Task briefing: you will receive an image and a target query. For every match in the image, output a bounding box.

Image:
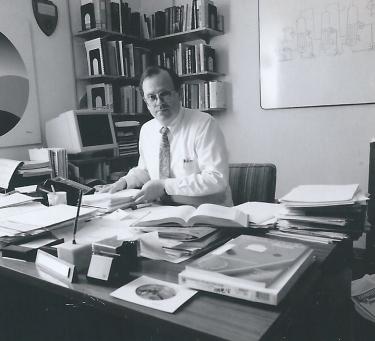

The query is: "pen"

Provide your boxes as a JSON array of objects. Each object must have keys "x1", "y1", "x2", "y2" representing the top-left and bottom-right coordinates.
[
  {"x1": 72, "y1": 190, "x2": 83, "y2": 245},
  {"x1": 130, "y1": 203, "x2": 153, "y2": 210}
]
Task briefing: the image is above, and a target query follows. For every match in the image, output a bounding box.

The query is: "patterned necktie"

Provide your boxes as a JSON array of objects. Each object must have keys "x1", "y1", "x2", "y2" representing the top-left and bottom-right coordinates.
[{"x1": 159, "y1": 126, "x2": 170, "y2": 179}]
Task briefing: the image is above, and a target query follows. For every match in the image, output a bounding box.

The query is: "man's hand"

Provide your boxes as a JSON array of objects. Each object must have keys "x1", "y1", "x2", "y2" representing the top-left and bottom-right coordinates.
[
  {"x1": 96, "y1": 178, "x2": 127, "y2": 193},
  {"x1": 133, "y1": 180, "x2": 166, "y2": 204}
]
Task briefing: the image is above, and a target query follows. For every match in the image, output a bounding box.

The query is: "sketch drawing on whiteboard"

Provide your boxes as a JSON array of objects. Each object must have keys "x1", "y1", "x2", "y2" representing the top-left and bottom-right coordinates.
[{"x1": 259, "y1": 0, "x2": 375, "y2": 108}]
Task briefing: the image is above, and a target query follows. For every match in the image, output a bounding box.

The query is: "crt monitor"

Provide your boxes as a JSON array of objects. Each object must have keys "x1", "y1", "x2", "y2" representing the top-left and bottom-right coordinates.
[{"x1": 45, "y1": 109, "x2": 117, "y2": 154}]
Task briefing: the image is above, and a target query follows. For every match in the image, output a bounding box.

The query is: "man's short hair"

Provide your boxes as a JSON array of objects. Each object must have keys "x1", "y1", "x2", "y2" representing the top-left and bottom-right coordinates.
[{"x1": 139, "y1": 66, "x2": 180, "y2": 97}]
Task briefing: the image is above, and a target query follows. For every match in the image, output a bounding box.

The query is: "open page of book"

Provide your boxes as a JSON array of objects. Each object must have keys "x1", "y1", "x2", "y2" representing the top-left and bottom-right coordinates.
[
  {"x1": 234, "y1": 202, "x2": 281, "y2": 225},
  {"x1": 0, "y1": 158, "x2": 22, "y2": 189},
  {"x1": 188, "y1": 204, "x2": 248, "y2": 227},
  {"x1": 280, "y1": 184, "x2": 359, "y2": 203},
  {"x1": 133, "y1": 205, "x2": 196, "y2": 226}
]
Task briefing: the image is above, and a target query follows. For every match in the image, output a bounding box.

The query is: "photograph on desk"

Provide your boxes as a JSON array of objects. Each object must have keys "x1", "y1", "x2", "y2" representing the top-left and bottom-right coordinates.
[{"x1": 179, "y1": 235, "x2": 315, "y2": 305}]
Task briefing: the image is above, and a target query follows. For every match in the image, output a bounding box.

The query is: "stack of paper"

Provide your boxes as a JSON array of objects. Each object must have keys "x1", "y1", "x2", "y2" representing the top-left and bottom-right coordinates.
[
  {"x1": 17, "y1": 160, "x2": 52, "y2": 177},
  {"x1": 29, "y1": 148, "x2": 68, "y2": 178},
  {"x1": 82, "y1": 189, "x2": 141, "y2": 212},
  {"x1": 352, "y1": 274, "x2": 375, "y2": 323},
  {"x1": 273, "y1": 184, "x2": 368, "y2": 242}
]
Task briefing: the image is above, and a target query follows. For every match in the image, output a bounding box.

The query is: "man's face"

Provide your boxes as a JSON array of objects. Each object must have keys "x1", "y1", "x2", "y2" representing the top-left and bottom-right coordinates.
[{"x1": 142, "y1": 70, "x2": 181, "y2": 126}]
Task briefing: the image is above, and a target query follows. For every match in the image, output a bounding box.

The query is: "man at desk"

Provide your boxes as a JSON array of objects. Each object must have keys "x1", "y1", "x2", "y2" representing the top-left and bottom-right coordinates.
[{"x1": 101, "y1": 66, "x2": 232, "y2": 207}]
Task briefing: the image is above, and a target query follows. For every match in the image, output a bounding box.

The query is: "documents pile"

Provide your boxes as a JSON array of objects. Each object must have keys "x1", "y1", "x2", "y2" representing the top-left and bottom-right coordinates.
[
  {"x1": 17, "y1": 160, "x2": 52, "y2": 177},
  {"x1": 82, "y1": 189, "x2": 141, "y2": 212},
  {"x1": 136, "y1": 225, "x2": 229, "y2": 263},
  {"x1": 178, "y1": 234, "x2": 315, "y2": 305},
  {"x1": 29, "y1": 148, "x2": 68, "y2": 178},
  {"x1": 352, "y1": 274, "x2": 375, "y2": 323},
  {"x1": 272, "y1": 184, "x2": 367, "y2": 243}
]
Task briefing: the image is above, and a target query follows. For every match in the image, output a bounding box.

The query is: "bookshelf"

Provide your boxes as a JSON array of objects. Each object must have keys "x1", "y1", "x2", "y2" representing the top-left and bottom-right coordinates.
[{"x1": 72, "y1": 0, "x2": 226, "y2": 182}]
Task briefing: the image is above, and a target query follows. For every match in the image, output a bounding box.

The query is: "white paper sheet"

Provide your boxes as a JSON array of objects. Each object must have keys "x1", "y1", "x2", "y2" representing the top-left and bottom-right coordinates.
[{"x1": 0, "y1": 158, "x2": 22, "y2": 189}]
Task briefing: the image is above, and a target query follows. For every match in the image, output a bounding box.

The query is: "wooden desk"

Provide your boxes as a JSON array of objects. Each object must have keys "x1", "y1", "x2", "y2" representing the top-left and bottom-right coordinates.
[{"x1": 0, "y1": 236, "x2": 353, "y2": 341}]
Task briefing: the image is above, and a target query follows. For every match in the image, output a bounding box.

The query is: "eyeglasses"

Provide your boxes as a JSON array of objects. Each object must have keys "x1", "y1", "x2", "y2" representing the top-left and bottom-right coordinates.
[{"x1": 144, "y1": 90, "x2": 175, "y2": 104}]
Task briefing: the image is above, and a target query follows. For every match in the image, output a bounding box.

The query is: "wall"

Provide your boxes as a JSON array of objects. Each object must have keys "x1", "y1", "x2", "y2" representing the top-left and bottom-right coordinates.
[
  {"x1": 0, "y1": 0, "x2": 76, "y2": 160},
  {"x1": 152, "y1": 0, "x2": 375, "y2": 199}
]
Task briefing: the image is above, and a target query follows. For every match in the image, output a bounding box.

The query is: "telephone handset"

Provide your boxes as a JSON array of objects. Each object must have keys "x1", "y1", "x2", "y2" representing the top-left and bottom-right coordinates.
[{"x1": 37, "y1": 177, "x2": 95, "y2": 205}]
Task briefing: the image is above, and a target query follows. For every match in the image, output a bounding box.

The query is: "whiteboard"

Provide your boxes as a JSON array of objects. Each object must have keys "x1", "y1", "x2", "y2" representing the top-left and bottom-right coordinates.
[{"x1": 259, "y1": 0, "x2": 375, "y2": 109}]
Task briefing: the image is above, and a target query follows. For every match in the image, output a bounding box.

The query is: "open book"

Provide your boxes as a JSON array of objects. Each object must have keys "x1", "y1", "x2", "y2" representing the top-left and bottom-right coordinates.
[{"x1": 133, "y1": 204, "x2": 248, "y2": 228}]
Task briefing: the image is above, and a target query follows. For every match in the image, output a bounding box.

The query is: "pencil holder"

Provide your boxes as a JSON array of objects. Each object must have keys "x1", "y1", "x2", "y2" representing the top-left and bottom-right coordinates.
[{"x1": 56, "y1": 242, "x2": 92, "y2": 273}]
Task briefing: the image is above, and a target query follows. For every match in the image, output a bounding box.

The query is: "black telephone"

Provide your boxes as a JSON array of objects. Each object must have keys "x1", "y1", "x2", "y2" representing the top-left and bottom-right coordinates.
[{"x1": 37, "y1": 177, "x2": 95, "y2": 205}]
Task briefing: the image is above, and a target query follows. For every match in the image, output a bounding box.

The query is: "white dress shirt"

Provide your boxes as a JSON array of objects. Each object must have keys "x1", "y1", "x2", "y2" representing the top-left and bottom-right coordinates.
[{"x1": 123, "y1": 107, "x2": 233, "y2": 206}]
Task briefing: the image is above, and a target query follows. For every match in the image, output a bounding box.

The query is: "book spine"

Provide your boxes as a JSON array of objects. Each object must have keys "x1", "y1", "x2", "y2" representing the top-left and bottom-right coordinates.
[{"x1": 178, "y1": 271, "x2": 277, "y2": 305}]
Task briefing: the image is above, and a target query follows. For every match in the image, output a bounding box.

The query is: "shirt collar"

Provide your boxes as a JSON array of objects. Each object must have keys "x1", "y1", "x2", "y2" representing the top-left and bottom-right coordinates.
[{"x1": 158, "y1": 106, "x2": 184, "y2": 135}]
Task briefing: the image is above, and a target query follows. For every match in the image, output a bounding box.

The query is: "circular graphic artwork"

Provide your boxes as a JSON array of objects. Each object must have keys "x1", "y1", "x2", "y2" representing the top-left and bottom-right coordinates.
[
  {"x1": 0, "y1": 32, "x2": 29, "y2": 136},
  {"x1": 136, "y1": 284, "x2": 176, "y2": 301}
]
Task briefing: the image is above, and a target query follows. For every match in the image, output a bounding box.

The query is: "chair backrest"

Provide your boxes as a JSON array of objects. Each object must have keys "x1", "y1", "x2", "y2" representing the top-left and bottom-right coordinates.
[{"x1": 229, "y1": 163, "x2": 277, "y2": 205}]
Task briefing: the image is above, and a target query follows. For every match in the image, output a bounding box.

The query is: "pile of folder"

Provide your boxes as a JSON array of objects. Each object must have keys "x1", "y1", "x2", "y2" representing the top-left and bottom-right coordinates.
[{"x1": 272, "y1": 184, "x2": 367, "y2": 243}]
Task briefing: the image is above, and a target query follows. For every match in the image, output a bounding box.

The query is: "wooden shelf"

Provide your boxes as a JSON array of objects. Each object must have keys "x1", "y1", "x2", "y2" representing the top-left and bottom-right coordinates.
[
  {"x1": 148, "y1": 27, "x2": 224, "y2": 45},
  {"x1": 77, "y1": 75, "x2": 139, "y2": 84},
  {"x1": 75, "y1": 28, "x2": 143, "y2": 43},
  {"x1": 201, "y1": 107, "x2": 226, "y2": 113},
  {"x1": 75, "y1": 27, "x2": 223, "y2": 45},
  {"x1": 179, "y1": 71, "x2": 224, "y2": 81}
]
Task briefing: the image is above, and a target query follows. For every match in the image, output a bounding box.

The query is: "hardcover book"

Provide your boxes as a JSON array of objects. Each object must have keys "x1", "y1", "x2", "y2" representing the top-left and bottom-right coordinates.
[
  {"x1": 179, "y1": 235, "x2": 315, "y2": 305},
  {"x1": 132, "y1": 204, "x2": 248, "y2": 228}
]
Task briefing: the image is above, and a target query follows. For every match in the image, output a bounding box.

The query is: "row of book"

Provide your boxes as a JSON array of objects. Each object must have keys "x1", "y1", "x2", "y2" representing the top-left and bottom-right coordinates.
[
  {"x1": 80, "y1": 0, "x2": 142, "y2": 37},
  {"x1": 85, "y1": 39, "x2": 151, "y2": 78},
  {"x1": 181, "y1": 80, "x2": 225, "y2": 110},
  {"x1": 85, "y1": 37, "x2": 216, "y2": 79},
  {"x1": 80, "y1": 0, "x2": 223, "y2": 39},
  {"x1": 114, "y1": 120, "x2": 140, "y2": 157},
  {"x1": 86, "y1": 83, "x2": 145, "y2": 114},
  {"x1": 154, "y1": 42, "x2": 216, "y2": 76},
  {"x1": 142, "y1": 0, "x2": 223, "y2": 39}
]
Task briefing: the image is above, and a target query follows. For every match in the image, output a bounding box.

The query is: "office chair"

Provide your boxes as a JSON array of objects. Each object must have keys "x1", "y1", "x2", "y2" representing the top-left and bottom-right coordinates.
[{"x1": 228, "y1": 163, "x2": 277, "y2": 205}]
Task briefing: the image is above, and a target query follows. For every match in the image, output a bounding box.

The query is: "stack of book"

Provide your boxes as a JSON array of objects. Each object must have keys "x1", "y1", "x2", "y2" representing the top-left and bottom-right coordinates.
[
  {"x1": 272, "y1": 184, "x2": 367, "y2": 242},
  {"x1": 17, "y1": 160, "x2": 52, "y2": 178},
  {"x1": 179, "y1": 234, "x2": 315, "y2": 305},
  {"x1": 29, "y1": 148, "x2": 68, "y2": 178},
  {"x1": 114, "y1": 120, "x2": 140, "y2": 157}
]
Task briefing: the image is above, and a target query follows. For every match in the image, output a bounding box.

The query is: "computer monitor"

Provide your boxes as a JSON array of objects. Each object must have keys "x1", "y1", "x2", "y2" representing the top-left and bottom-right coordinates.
[{"x1": 45, "y1": 109, "x2": 118, "y2": 154}]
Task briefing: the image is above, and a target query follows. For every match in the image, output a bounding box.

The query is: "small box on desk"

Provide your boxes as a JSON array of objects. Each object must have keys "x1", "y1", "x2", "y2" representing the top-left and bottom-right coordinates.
[{"x1": 87, "y1": 237, "x2": 138, "y2": 285}]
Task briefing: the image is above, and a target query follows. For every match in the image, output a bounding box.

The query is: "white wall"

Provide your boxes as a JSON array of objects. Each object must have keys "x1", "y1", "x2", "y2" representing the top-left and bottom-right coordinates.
[
  {"x1": 0, "y1": 0, "x2": 76, "y2": 160},
  {"x1": 212, "y1": 0, "x2": 375, "y2": 199}
]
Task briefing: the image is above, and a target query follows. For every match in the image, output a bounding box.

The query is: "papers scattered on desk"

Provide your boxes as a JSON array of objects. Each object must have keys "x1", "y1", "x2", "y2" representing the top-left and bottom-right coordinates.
[
  {"x1": 234, "y1": 202, "x2": 281, "y2": 227},
  {"x1": 110, "y1": 275, "x2": 197, "y2": 313},
  {"x1": 82, "y1": 189, "x2": 140, "y2": 212},
  {"x1": 352, "y1": 274, "x2": 375, "y2": 323},
  {"x1": 0, "y1": 193, "x2": 38, "y2": 208},
  {"x1": 0, "y1": 204, "x2": 97, "y2": 233},
  {"x1": 0, "y1": 158, "x2": 22, "y2": 189}
]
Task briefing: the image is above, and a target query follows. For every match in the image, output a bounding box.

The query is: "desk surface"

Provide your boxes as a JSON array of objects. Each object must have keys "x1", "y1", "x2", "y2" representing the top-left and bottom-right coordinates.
[{"x1": 0, "y1": 235, "x2": 352, "y2": 341}]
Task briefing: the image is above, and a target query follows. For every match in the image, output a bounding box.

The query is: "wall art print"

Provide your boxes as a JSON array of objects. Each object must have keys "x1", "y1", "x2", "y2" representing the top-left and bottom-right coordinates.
[{"x1": 0, "y1": 16, "x2": 41, "y2": 146}]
